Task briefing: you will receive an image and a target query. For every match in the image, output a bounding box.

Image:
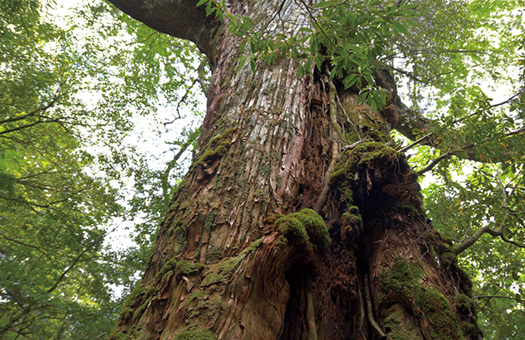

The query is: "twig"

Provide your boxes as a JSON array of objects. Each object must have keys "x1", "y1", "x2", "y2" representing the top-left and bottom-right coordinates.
[
  {"x1": 341, "y1": 139, "x2": 370, "y2": 152},
  {"x1": 0, "y1": 231, "x2": 44, "y2": 252},
  {"x1": 0, "y1": 96, "x2": 59, "y2": 125},
  {"x1": 164, "y1": 77, "x2": 199, "y2": 126},
  {"x1": 47, "y1": 232, "x2": 106, "y2": 293},
  {"x1": 474, "y1": 295, "x2": 523, "y2": 301},
  {"x1": 415, "y1": 151, "x2": 454, "y2": 176},
  {"x1": 398, "y1": 133, "x2": 432, "y2": 153}
]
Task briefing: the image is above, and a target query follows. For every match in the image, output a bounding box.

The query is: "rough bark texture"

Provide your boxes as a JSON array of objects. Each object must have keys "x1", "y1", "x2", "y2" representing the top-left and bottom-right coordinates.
[{"x1": 108, "y1": 1, "x2": 483, "y2": 339}]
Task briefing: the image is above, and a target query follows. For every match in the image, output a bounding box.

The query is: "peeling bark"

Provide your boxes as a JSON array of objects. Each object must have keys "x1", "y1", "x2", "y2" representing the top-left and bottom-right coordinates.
[{"x1": 107, "y1": 1, "x2": 483, "y2": 339}]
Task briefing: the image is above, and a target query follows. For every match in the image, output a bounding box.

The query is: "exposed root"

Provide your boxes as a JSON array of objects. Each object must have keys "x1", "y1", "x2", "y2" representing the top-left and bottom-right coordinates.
[
  {"x1": 314, "y1": 79, "x2": 341, "y2": 213},
  {"x1": 364, "y1": 274, "x2": 387, "y2": 339},
  {"x1": 357, "y1": 276, "x2": 367, "y2": 340},
  {"x1": 305, "y1": 275, "x2": 318, "y2": 340}
]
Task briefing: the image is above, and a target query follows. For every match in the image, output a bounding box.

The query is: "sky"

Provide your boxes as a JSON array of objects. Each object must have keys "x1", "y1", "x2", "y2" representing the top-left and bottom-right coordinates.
[{"x1": 48, "y1": 0, "x2": 205, "y2": 250}]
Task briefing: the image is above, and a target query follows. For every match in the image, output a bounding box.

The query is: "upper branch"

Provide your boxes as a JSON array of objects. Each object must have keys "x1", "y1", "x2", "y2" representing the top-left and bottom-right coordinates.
[{"x1": 106, "y1": 0, "x2": 221, "y2": 60}]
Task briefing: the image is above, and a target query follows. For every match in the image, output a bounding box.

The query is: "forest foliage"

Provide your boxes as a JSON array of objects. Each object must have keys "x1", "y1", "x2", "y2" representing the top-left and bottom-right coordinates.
[
  {"x1": 0, "y1": 0, "x2": 524, "y2": 339},
  {"x1": 0, "y1": 0, "x2": 204, "y2": 338}
]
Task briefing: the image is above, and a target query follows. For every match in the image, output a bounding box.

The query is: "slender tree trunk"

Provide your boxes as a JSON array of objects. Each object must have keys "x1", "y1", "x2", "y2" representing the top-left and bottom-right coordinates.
[{"x1": 108, "y1": 1, "x2": 483, "y2": 339}]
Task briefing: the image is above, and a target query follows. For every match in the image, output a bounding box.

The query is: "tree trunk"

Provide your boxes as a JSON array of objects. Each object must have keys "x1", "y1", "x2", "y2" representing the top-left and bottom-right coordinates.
[{"x1": 108, "y1": 1, "x2": 483, "y2": 339}]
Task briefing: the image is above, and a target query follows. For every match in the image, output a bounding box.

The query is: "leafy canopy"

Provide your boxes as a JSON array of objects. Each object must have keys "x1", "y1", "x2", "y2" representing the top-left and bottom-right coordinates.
[{"x1": 0, "y1": 0, "x2": 205, "y2": 338}]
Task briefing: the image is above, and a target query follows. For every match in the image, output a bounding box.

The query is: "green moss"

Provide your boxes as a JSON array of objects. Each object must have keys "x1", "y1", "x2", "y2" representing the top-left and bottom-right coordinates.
[
  {"x1": 266, "y1": 214, "x2": 285, "y2": 225},
  {"x1": 155, "y1": 258, "x2": 206, "y2": 285},
  {"x1": 441, "y1": 252, "x2": 458, "y2": 267},
  {"x1": 117, "y1": 280, "x2": 150, "y2": 322},
  {"x1": 172, "y1": 224, "x2": 187, "y2": 253},
  {"x1": 274, "y1": 214, "x2": 309, "y2": 244},
  {"x1": 413, "y1": 287, "x2": 463, "y2": 340},
  {"x1": 341, "y1": 205, "x2": 363, "y2": 242},
  {"x1": 460, "y1": 321, "x2": 479, "y2": 338},
  {"x1": 454, "y1": 294, "x2": 474, "y2": 313},
  {"x1": 183, "y1": 290, "x2": 208, "y2": 307},
  {"x1": 425, "y1": 234, "x2": 474, "y2": 295},
  {"x1": 180, "y1": 260, "x2": 207, "y2": 275},
  {"x1": 425, "y1": 232, "x2": 438, "y2": 243},
  {"x1": 245, "y1": 238, "x2": 263, "y2": 253},
  {"x1": 328, "y1": 165, "x2": 353, "y2": 193},
  {"x1": 354, "y1": 143, "x2": 398, "y2": 169},
  {"x1": 272, "y1": 208, "x2": 331, "y2": 252},
  {"x1": 380, "y1": 258, "x2": 424, "y2": 292},
  {"x1": 205, "y1": 245, "x2": 222, "y2": 263},
  {"x1": 109, "y1": 331, "x2": 131, "y2": 340},
  {"x1": 382, "y1": 303, "x2": 424, "y2": 340},
  {"x1": 110, "y1": 279, "x2": 155, "y2": 339},
  {"x1": 380, "y1": 259, "x2": 464, "y2": 340},
  {"x1": 204, "y1": 210, "x2": 218, "y2": 232},
  {"x1": 192, "y1": 128, "x2": 236, "y2": 169},
  {"x1": 201, "y1": 255, "x2": 243, "y2": 287},
  {"x1": 133, "y1": 295, "x2": 153, "y2": 321},
  {"x1": 173, "y1": 328, "x2": 216, "y2": 340},
  {"x1": 201, "y1": 272, "x2": 223, "y2": 287},
  {"x1": 118, "y1": 306, "x2": 133, "y2": 322}
]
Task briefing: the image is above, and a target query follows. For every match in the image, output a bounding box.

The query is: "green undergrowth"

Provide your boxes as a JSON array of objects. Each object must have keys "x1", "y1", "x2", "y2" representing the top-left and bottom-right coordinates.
[{"x1": 272, "y1": 208, "x2": 331, "y2": 252}]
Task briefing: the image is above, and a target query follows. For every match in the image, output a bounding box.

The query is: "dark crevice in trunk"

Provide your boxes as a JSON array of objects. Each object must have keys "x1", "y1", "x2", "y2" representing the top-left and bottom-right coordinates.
[{"x1": 280, "y1": 265, "x2": 309, "y2": 340}]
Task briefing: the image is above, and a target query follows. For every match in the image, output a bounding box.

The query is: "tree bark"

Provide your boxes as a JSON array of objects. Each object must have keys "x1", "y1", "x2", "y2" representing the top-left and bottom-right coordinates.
[{"x1": 108, "y1": 1, "x2": 483, "y2": 339}]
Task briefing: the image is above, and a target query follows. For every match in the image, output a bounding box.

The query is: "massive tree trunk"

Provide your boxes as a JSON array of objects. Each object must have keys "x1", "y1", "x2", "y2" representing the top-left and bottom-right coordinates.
[{"x1": 108, "y1": 1, "x2": 482, "y2": 339}]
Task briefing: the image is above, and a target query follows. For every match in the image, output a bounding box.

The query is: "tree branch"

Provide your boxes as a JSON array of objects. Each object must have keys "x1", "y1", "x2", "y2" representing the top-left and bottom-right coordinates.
[
  {"x1": 473, "y1": 295, "x2": 523, "y2": 301},
  {"x1": 164, "y1": 77, "x2": 199, "y2": 126},
  {"x1": 0, "y1": 96, "x2": 59, "y2": 125},
  {"x1": 0, "y1": 120, "x2": 43, "y2": 135},
  {"x1": 47, "y1": 233, "x2": 106, "y2": 293},
  {"x1": 454, "y1": 224, "x2": 502, "y2": 255},
  {"x1": 106, "y1": 0, "x2": 220, "y2": 59},
  {"x1": 415, "y1": 150, "x2": 455, "y2": 176},
  {"x1": 0, "y1": 231, "x2": 44, "y2": 252}
]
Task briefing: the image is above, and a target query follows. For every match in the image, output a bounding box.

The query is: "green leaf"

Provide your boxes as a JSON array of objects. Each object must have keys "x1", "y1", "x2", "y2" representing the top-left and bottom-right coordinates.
[
  {"x1": 314, "y1": 0, "x2": 339, "y2": 9},
  {"x1": 391, "y1": 21, "x2": 408, "y2": 35},
  {"x1": 196, "y1": 0, "x2": 208, "y2": 7}
]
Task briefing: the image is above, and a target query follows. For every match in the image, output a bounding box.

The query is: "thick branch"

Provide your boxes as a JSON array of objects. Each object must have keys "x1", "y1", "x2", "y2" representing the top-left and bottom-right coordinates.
[
  {"x1": 454, "y1": 225, "x2": 501, "y2": 255},
  {"x1": 106, "y1": 0, "x2": 220, "y2": 60},
  {"x1": 454, "y1": 212, "x2": 524, "y2": 254}
]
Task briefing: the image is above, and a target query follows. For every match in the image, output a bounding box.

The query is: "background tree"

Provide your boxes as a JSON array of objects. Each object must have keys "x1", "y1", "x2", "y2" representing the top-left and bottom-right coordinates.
[{"x1": 104, "y1": 0, "x2": 523, "y2": 339}]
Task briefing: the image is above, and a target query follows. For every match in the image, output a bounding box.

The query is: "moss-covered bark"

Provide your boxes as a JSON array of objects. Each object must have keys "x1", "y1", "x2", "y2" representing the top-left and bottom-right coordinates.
[{"x1": 107, "y1": 0, "x2": 482, "y2": 339}]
